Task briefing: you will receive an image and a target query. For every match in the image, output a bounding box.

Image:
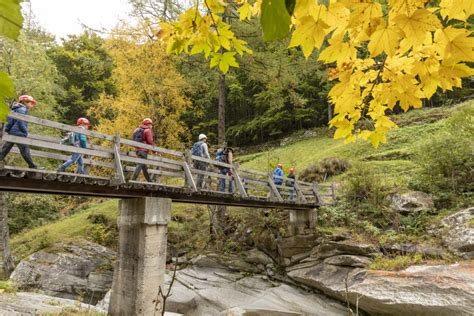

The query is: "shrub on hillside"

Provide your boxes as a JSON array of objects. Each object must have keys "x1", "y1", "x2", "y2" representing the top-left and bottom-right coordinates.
[
  {"x1": 343, "y1": 163, "x2": 385, "y2": 205},
  {"x1": 6, "y1": 194, "x2": 66, "y2": 235},
  {"x1": 299, "y1": 157, "x2": 349, "y2": 182},
  {"x1": 411, "y1": 105, "x2": 474, "y2": 199}
]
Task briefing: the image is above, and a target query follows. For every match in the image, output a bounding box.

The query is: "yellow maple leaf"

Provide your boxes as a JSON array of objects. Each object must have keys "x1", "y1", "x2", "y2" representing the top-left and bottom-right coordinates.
[
  {"x1": 434, "y1": 27, "x2": 474, "y2": 64},
  {"x1": 393, "y1": 9, "x2": 441, "y2": 48},
  {"x1": 237, "y1": 1, "x2": 252, "y2": 21},
  {"x1": 289, "y1": 16, "x2": 329, "y2": 58},
  {"x1": 318, "y1": 34, "x2": 357, "y2": 64},
  {"x1": 368, "y1": 24, "x2": 402, "y2": 57},
  {"x1": 439, "y1": 0, "x2": 474, "y2": 21},
  {"x1": 389, "y1": 0, "x2": 427, "y2": 16}
]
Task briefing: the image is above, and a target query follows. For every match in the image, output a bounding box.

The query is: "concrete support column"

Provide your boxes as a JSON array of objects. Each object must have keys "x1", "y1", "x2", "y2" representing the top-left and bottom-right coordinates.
[
  {"x1": 109, "y1": 197, "x2": 171, "y2": 316},
  {"x1": 288, "y1": 209, "x2": 315, "y2": 236}
]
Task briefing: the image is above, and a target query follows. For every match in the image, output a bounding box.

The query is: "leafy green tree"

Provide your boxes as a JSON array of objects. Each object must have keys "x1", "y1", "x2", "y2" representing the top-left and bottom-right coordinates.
[
  {"x1": 49, "y1": 31, "x2": 116, "y2": 123},
  {"x1": 0, "y1": 28, "x2": 63, "y2": 131}
]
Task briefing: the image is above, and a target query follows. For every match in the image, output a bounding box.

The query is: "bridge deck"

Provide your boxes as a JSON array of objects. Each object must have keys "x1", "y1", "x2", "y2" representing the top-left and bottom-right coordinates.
[{"x1": 0, "y1": 113, "x2": 335, "y2": 209}]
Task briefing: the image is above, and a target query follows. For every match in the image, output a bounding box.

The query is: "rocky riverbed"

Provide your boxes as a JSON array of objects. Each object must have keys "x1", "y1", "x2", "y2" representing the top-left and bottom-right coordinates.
[{"x1": 3, "y1": 207, "x2": 473, "y2": 315}]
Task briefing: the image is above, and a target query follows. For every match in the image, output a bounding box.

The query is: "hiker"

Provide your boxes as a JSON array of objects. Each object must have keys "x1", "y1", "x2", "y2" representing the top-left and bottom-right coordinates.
[
  {"x1": 216, "y1": 145, "x2": 234, "y2": 193},
  {"x1": 273, "y1": 163, "x2": 284, "y2": 190},
  {"x1": 286, "y1": 167, "x2": 296, "y2": 200},
  {"x1": 131, "y1": 118, "x2": 155, "y2": 182},
  {"x1": 0, "y1": 95, "x2": 39, "y2": 169},
  {"x1": 192, "y1": 133, "x2": 210, "y2": 189},
  {"x1": 58, "y1": 117, "x2": 90, "y2": 174}
]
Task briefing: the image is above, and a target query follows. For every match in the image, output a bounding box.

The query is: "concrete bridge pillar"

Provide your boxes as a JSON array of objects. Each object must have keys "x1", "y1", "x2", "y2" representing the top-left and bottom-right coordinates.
[
  {"x1": 109, "y1": 197, "x2": 171, "y2": 316},
  {"x1": 288, "y1": 209, "x2": 315, "y2": 235}
]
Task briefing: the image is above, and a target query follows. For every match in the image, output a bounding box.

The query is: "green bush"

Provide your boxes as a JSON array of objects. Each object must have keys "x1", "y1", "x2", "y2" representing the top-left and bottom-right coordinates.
[
  {"x1": 411, "y1": 105, "x2": 474, "y2": 198},
  {"x1": 6, "y1": 194, "x2": 65, "y2": 235},
  {"x1": 299, "y1": 157, "x2": 349, "y2": 182},
  {"x1": 343, "y1": 163, "x2": 385, "y2": 205},
  {"x1": 86, "y1": 214, "x2": 117, "y2": 248}
]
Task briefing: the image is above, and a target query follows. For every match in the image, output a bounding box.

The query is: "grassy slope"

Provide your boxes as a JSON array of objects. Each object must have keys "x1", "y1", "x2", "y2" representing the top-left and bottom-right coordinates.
[{"x1": 10, "y1": 102, "x2": 470, "y2": 260}]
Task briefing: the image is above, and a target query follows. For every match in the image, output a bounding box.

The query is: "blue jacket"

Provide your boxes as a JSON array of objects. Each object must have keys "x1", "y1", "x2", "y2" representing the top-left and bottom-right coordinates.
[
  {"x1": 5, "y1": 103, "x2": 29, "y2": 137},
  {"x1": 273, "y1": 167, "x2": 284, "y2": 184}
]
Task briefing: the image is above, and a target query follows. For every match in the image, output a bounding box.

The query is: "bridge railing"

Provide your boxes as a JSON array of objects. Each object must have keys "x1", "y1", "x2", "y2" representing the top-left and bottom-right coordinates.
[{"x1": 0, "y1": 113, "x2": 336, "y2": 205}]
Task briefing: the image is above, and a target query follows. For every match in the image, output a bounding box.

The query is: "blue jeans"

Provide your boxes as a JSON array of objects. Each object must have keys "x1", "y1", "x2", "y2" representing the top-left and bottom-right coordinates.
[
  {"x1": 61, "y1": 153, "x2": 84, "y2": 174},
  {"x1": 219, "y1": 168, "x2": 233, "y2": 193}
]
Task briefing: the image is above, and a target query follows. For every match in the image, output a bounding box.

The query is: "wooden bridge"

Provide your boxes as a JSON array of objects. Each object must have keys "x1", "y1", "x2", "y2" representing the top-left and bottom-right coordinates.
[
  {"x1": 0, "y1": 112, "x2": 335, "y2": 315},
  {"x1": 0, "y1": 112, "x2": 335, "y2": 209}
]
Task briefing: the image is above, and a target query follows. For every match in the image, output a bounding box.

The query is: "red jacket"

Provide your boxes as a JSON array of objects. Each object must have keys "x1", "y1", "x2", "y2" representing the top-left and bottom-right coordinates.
[{"x1": 136, "y1": 125, "x2": 155, "y2": 153}]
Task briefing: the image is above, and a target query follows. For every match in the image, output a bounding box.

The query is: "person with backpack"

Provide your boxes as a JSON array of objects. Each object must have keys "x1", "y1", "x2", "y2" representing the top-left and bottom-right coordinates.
[
  {"x1": 0, "y1": 95, "x2": 39, "y2": 169},
  {"x1": 273, "y1": 163, "x2": 284, "y2": 191},
  {"x1": 216, "y1": 146, "x2": 234, "y2": 193},
  {"x1": 191, "y1": 133, "x2": 210, "y2": 189},
  {"x1": 131, "y1": 118, "x2": 155, "y2": 182},
  {"x1": 286, "y1": 166, "x2": 296, "y2": 200},
  {"x1": 57, "y1": 118, "x2": 91, "y2": 174}
]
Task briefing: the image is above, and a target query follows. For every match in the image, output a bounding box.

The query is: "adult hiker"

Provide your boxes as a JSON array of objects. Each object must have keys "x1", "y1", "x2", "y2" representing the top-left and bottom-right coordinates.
[
  {"x1": 0, "y1": 95, "x2": 39, "y2": 169},
  {"x1": 58, "y1": 117, "x2": 90, "y2": 174},
  {"x1": 192, "y1": 133, "x2": 210, "y2": 189},
  {"x1": 286, "y1": 166, "x2": 296, "y2": 200},
  {"x1": 131, "y1": 118, "x2": 155, "y2": 182},
  {"x1": 273, "y1": 163, "x2": 284, "y2": 191},
  {"x1": 216, "y1": 145, "x2": 234, "y2": 193}
]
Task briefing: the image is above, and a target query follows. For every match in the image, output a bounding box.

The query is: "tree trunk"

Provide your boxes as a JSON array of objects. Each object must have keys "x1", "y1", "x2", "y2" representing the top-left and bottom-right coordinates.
[
  {"x1": 209, "y1": 68, "x2": 227, "y2": 244},
  {"x1": 0, "y1": 192, "x2": 15, "y2": 278},
  {"x1": 327, "y1": 102, "x2": 333, "y2": 123},
  {"x1": 218, "y1": 71, "x2": 226, "y2": 146}
]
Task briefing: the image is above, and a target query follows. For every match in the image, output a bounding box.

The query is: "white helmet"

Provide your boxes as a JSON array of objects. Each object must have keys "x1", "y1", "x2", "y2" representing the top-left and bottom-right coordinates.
[{"x1": 198, "y1": 134, "x2": 207, "y2": 141}]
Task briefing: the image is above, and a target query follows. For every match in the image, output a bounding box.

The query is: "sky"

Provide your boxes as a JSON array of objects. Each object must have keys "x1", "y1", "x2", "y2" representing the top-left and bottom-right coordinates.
[{"x1": 26, "y1": 0, "x2": 133, "y2": 39}]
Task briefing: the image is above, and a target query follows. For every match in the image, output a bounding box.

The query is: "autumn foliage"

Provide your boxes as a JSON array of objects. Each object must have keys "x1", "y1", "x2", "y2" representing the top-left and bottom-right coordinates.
[
  {"x1": 159, "y1": 0, "x2": 474, "y2": 147},
  {"x1": 89, "y1": 25, "x2": 191, "y2": 149}
]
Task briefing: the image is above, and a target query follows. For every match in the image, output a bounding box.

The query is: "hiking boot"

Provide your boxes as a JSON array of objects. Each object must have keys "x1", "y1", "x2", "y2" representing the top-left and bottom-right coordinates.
[{"x1": 57, "y1": 167, "x2": 65, "y2": 173}]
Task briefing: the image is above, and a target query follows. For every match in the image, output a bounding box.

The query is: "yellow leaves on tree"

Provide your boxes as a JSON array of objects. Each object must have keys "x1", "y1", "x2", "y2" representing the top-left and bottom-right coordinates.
[
  {"x1": 89, "y1": 25, "x2": 191, "y2": 150},
  {"x1": 159, "y1": 0, "x2": 474, "y2": 147}
]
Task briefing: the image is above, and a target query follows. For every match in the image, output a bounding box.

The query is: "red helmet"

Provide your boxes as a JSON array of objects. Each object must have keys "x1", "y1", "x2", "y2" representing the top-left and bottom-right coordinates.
[
  {"x1": 18, "y1": 95, "x2": 37, "y2": 106},
  {"x1": 76, "y1": 117, "x2": 91, "y2": 126},
  {"x1": 143, "y1": 118, "x2": 153, "y2": 125}
]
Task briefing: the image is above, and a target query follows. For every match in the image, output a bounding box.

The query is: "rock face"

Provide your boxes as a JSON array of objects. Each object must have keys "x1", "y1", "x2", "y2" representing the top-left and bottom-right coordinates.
[
  {"x1": 387, "y1": 190, "x2": 434, "y2": 214},
  {"x1": 165, "y1": 255, "x2": 346, "y2": 315},
  {"x1": 10, "y1": 242, "x2": 115, "y2": 304},
  {"x1": 289, "y1": 261, "x2": 474, "y2": 316},
  {"x1": 0, "y1": 292, "x2": 104, "y2": 315},
  {"x1": 438, "y1": 207, "x2": 474, "y2": 258}
]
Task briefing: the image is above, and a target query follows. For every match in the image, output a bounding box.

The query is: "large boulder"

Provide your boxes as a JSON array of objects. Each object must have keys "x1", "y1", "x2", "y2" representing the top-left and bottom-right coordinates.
[
  {"x1": 387, "y1": 191, "x2": 434, "y2": 214},
  {"x1": 437, "y1": 207, "x2": 474, "y2": 258},
  {"x1": 162, "y1": 255, "x2": 347, "y2": 315},
  {"x1": 10, "y1": 241, "x2": 115, "y2": 304},
  {"x1": 289, "y1": 261, "x2": 474, "y2": 316},
  {"x1": 308, "y1": 240, "x2": 378, "y2": 261},
  {"x1": 0, "y1": 292, "x2": 104, "y2": 315}
]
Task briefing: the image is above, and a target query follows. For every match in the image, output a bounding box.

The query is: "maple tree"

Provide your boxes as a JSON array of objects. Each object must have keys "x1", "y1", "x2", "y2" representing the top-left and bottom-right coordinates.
[
  {"x1": 89, "y1": 24, "x2": 191, "y2": 149},
  {"x1": 159, "y1": 0, "x2": 474, "y2": 147}
]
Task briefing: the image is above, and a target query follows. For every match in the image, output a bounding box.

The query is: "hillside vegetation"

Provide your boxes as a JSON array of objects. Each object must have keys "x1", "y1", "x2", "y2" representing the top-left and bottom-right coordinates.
[{"x1": 10, "y1": 101, "x2": 473, "y2": 269}]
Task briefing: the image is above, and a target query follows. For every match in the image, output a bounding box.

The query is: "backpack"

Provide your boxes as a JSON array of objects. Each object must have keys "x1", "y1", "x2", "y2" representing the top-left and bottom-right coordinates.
[
  {"x1": 61, "y1": 132, "x2": 76, "y2": 146},
  {"x1": 216, "y1": 148, "x2": 228, "y2": 163},
  {"x1": 132, "y1": 127, "x2": 145, "y2": 142},
  {"x1": 191, "y1": 141, "x2": 204, "y2": 157}
]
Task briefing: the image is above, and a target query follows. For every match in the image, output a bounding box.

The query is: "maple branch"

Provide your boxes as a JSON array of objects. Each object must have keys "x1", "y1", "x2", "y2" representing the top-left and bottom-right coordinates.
[
  {"x1": 203, "y1": 0, "x2": 221, "y2": 37},
  {"x1": 360, "y1": 55, "x2": 387, "y2": 114}
]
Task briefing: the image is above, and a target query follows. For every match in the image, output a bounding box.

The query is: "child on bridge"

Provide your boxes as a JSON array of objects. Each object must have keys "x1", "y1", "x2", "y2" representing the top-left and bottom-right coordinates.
[
  {"x1": 131, "y1": 118, "x2": 155, "y2": 182},
  {"x1": 57, "y1": 118, "x2": 90, "y2": 174},
  {"x1": 0, "y1": 95, "x2": 39, "y2": 170}
]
